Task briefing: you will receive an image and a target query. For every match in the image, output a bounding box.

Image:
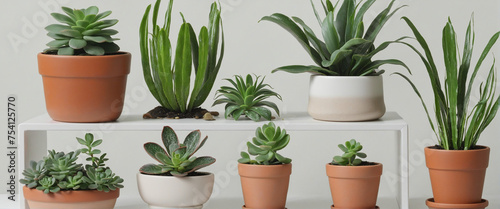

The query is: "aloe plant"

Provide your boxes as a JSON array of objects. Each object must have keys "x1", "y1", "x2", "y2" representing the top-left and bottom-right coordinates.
[
  {"x1": 395, "y1": 16, "x2": 500, "y2": 150},
  {"x1": 213, "y1": 74, "x2": 282, "y2": 121},
  {"x1": 44, "y1": 6, "x2": 120, "y2": 55},
  {"x1": 332, "y1": 139, "x2": 367, "y2": 166},
  {"x1": 238, "y1": 122, "x2": 291, "y2": 165},
  {"x1": 261, "y1": 0, "x2": 409, "y2": 76},
  {"x1": 20, "y1": 133, "x2": 124, "y2": 193},
  {"x1": 140, "y1": 126, "x2": 216, "y2": 177},
  {"x1": 140, "y1": 0, "x2": 224, "y2": 113}
]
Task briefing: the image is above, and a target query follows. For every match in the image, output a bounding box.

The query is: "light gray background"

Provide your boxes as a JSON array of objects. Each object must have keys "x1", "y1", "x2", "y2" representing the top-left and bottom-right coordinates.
[{"x1": 1, "y1": 0, "x2": 499, "y2": 208}]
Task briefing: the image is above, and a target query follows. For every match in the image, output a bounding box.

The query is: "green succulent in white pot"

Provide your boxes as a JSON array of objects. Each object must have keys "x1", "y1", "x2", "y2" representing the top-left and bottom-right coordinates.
[
  {"x1": 261, "y1": 0, "x2": 409, "y2": 121},
  {"x1": 396, "y1": 16, "x2": 499, "y2": 208}
]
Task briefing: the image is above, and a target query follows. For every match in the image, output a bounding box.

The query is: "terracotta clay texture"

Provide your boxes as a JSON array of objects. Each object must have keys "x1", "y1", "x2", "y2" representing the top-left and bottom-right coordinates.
[
  {"x1": 425, "y1": 146, "x2": 490, "y2": 204},
  {"x1": 38, "y1": 52, "x2": 131, "y2": 123},
  {"x1": 137, "y1": 172, "x2": 214, "y2": 209},
  {"x1": 326, "y1": 163, "x2": 382, "y2": 209},
  {"x1": 308, "y1": 75, "x2": 385, "y2": 122},
  {"x1": 239, "y1": 163, "x2": 292, "y2": 209},
  {"x1": 426, "y1": 198, "x2": 489, "y2": 209},
  {"x1": 23, "y1": 186, "x2": 119, "y2": 209}
]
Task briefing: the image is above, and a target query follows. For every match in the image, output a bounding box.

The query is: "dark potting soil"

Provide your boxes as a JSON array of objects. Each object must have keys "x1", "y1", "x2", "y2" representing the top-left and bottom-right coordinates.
[
  {"x1": 330, "y1": 161, "x2": 379, "y2": 166},
  {"x1": 143, "y1": 106, "x2": 219, "y2": 119},
  {"x1": 141, "y1": 171, "x2": 211, "y2": 177}
]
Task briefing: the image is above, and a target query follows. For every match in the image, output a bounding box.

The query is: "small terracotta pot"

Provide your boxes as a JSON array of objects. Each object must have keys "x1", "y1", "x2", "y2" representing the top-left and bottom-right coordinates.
[
  {"x1": 38, "y1": 52, "x2": 131, "y2": 123},
  {"x1": 137, "y1": 172, "x2": 214, "y2": 209},
  {"x1": 23, "y1": 186, "x2": 119, "y2": 209},
  {"x1": 239, "y1": 163, "x2": 292, "y2": 209},
  {"x1": 308, "y1": 75, "x2": 385, "y2": 122},
  {"x1": 326, "y1": 163, "x2": 382, "y2": 209},
  {"x1": 425, "y1": 146, "x2": 490, "y2": 204},
  {"x1": 426, "y1": 198, "x2": 489, "y2": 209}
]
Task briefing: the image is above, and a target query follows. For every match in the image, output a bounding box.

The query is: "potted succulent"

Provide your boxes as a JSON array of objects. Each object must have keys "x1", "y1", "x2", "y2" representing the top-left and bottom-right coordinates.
[
  {"x1": 326, "y1": 139, "x2": 382, "y2": 209},
  {"x1": 396, "y1": 16, "x2": 499, "y2": 209},
  {"x1": 213, "y1": 74, "x2": 282, "y2": 121},
  {"x1": 137, "y1": 126, "x2": 216, "y2": 209},
  {"x1": 140, "y1": 0, "x2": 224, "y2": 119},
  {"x1": 238, "y1": 122, "x2": 292, "y2": 209},
  {"x1": 20, "y1": 133, "x2": 124, "y2": 209},
  {"x1": 261, "y1": 0, "x2": 409, "y2": 121},
  {"x1": 39, "y1": 6, "x2": 131, "y2": 123}
]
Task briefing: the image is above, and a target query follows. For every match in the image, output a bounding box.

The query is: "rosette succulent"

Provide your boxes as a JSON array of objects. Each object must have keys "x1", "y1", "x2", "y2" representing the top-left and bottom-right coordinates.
[
  {"x1": 238, "y1": 122, "x2": 291, "y2": 165},
  {"x1": 44, "y1": 6, "x2": 120, "y2": 55},
  {"x1": 213, "y1": 74, "x2": 281, "y2": 121},
  {"x1": 332, "y1": 139, "x2": 367, "y2": 166},
  {"x1": 140, "y1": 126, "x2": 216, "y2": 177}
]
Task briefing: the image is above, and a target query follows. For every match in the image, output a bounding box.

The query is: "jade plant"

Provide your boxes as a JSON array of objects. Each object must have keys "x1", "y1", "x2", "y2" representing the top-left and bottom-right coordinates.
[
  {"x1": 395, "y1": 17, "x2": 500, "y2": 150},
  {"x1": 140, "y1": 0, "x2": 224, "y2": 113},
  {"x1": 44, "y1": 6, "x2": 120, "y2": 55},
  {"x1": 332, "y1": 139, "x2": 367, "y2": 166},
  {"x1": 261, "y1": 0, "x2": 409, "y2": 76},
  {"x1": 140, "y1": 126, "x2": 216, "y2": 177},
  {"x1": 238, "y1": 122, "x2": 291, "y2": 165},
  {"x1": 20, "y1": 133, "x2": 124, "y2": 193},
  {"x1": 213, "y1": 74, "x2": 282, "y2": 121}
]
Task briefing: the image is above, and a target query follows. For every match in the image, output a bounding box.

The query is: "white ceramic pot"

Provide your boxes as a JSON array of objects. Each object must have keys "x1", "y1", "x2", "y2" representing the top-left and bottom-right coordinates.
[
  {"x1": 137, "y1": 172, "x2": 215, "y2": 209},
  {"x1": 308, "y1": 75, "x2": 385, "y2": 121}
]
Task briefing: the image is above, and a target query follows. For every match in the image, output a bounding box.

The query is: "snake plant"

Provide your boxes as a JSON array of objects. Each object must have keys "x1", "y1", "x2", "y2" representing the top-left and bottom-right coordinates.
[
  {"x1": 395, "y1": 16, "x2": 500, "y2": 150},
  {"x1": 44, "y1": 6, "x2": 120, "y2": 55},
  {"x1": 140, "y1": 0, "x2": 224, "y2": 113},
  {"x1": 213, "y1": 74, "x2": 282, "y2": 121},
  {"x1": 261, "y1": 0, "x2": 409, "y2": 76}
]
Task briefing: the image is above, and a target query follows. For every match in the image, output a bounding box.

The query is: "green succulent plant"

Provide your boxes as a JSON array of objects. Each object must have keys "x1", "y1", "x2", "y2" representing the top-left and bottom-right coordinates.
[
  {"x1": 332, "y1": 139, "x2": 367, "y2": 166},
  {"x1": 140, "y1": 0, "x2": 224, "y2": 113},
  {"x1": 213, "y1": 74, "x2": 282, "y2": 122},
  {"x1": 20, "y1": 133, "x2": 124, "y2": 193},
  {"x1": 238, "y1": 122, "x2": 291, "y2": 165},
  {"x1": 44, "y1": 6, "x2": 120, "y2": 56},
  {"x1": 261, "y1": 0, "x2": 409, "y2": 76},
  {"x1": 395, "y1": 16, "x2": 500, "y2": 150},
  {"x1": 140, "y1": 126, "x2": 216, "y2": 177}
]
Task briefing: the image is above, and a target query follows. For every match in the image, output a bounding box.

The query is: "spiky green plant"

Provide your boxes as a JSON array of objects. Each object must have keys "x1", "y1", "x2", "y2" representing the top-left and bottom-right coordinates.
[
  {"x1": 140, "y1": 0, "x2": 224, "y2": 113},
  {"x1": 140, "y1": 126, "x2": 216, "y2": 177},
  {"x1": 44, "y1": 6, "x2": 120, "y2": 55},
  {"x1": 20, "y1": 133, "x2": 124, "y2": 193},
  {"x1": 213, "y1": 74, "x2": 282, "y2": 121},
  {"x1": 332, "y1": 139, "x2": 367, "y2": 166},
  {"x1": 261, "y1": 0, "x2": 409, "y2": 76},
  {"x1": 395, "y1": 16, "x2": 500, "y2": 150},
  {"x1": 238, "y1": 122, "x2": 291, "y2": 165}
]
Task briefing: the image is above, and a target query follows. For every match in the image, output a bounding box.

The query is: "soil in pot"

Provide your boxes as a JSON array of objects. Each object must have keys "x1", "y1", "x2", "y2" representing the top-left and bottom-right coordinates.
[
  {"x1": 143, "y1": 106, "x2": 219, "y2": 119},
  {"x1": 425, "y1": 146, "x2": 489, "y2": 204}
]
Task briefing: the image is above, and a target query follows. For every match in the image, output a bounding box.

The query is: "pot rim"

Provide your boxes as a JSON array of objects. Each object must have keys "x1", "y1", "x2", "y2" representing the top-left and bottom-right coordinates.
[
  {"x1": 137, "y1": 171, "x2": 214, "y2": 179},
  {"x1": 326, "y1": 162, "x2": 382, "y2": 167},
  {"x1": 310, "y1": 74, "x2": 382, "y2": 79},
  {"x1": 426, "y1": 198, "x2": 488, "y2": 208},
  {"x1": 425, "y1": 145, "x2": 489, "y2": 152},
  {"x1": 23, "y1": 186, "x2": 119, "y2": 203},
  {"x1": 38, "y1": 51, "x2": 131, "y2": 58}
]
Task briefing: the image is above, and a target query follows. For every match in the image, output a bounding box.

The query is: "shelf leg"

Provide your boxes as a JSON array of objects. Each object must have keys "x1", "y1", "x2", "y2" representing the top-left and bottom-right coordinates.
[
  {"x1": 18, "y1": 130, "x2": 47, "y2": 209},
  {"x1": 397, "y1": 125, "x2": 409, "y2": 209}
]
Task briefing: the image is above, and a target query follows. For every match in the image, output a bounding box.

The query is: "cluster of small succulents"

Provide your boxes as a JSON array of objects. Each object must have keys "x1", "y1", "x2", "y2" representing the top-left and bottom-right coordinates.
[{"x1": 20, "y1": 133, "x2": 124, "y2": 193}]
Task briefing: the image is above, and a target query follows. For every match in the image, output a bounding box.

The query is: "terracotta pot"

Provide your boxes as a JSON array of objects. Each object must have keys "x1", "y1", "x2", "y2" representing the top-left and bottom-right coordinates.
[
  {"x1": 23, "y1": 186, "x2": 119, "y2": 209},
  {"x1": 425, "y1": 146, "x2": 490, "y2": 204},
  {"x1": 137, "y1": 172, "x2": 214, "y2": 209},
  {"x1": 38, "y1": 52, "x2": 131, "y2": 123},
  {"x1": 426, "y1": 198, "x2": 489, "y2": 209},
  {"x1": 326, "y1": 163, "x2": 382, "y2": 209},
  {"x1": 308, "y1": 75, "x2": 385, "y2": 122},
  {"x1": 239, "y1": 163, "x2": 292, "y2": 209}
]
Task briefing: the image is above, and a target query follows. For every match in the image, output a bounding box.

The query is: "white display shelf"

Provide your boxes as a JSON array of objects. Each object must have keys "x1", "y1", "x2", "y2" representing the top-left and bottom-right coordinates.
[{"x1": 11, "y1": 112, "x2": 409, "y2": 209}]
